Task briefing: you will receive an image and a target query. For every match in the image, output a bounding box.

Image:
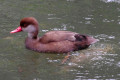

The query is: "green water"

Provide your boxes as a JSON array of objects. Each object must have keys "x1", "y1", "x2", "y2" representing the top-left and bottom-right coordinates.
[{"x1": 0, "y1": 0, "x2": 120, "y2": 80}]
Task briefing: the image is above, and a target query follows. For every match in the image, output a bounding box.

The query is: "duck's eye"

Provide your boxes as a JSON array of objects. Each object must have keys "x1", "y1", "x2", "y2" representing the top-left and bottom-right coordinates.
[
  {"x1": 21, "y1": 23, "x2": 28, "y2": 28},
  {"x1": 20, "y1": 23, "x2": 24, "y2": 27},
  {"x1": 23, "y1": 24, "x2": 27, "y2": 27}
]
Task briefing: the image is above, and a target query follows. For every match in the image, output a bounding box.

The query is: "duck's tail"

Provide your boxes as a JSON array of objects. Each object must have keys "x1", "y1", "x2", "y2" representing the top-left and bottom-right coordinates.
[
  {"x1": 75, "y1": 34, "x2": 99, "y2": 45},
  {"x1": 87, "y1": 36, "x2": 99, "y2": 44}
]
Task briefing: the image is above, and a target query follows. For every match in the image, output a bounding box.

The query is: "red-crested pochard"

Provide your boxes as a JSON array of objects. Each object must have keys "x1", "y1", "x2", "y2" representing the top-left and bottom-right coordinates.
[{"x1": 10, "y1": 17, "x2": 98, "y2": 53}]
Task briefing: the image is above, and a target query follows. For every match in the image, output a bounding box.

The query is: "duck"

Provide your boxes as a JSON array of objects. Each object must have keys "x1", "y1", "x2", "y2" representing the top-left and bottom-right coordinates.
[{"x1": 10, "y1": 17, "x2": 98, "y2": 53}]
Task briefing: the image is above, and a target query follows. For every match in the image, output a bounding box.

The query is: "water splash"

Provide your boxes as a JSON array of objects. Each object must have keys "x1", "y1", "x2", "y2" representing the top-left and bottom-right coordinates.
[{"x1": 62, "y1": 43, "x2": 115, "y2": 66}]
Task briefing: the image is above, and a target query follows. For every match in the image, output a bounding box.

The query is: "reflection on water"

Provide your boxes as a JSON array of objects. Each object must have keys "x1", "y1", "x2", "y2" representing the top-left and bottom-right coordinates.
[
  {"x1": 48, "y1": 14, "x2": 61, "y2": 20},
  {"x1": 95, "y1": 34, "x2": 115, "y2": 41},
  {"x1": 60, "y1": 43, "x2": 119, "y2": 79},
  {"x1": 101, "y1": 0, "x2": 120, "y2": 3},
  {"x1": 61, "y1": 43, "x2": 114, "y2": 65}
]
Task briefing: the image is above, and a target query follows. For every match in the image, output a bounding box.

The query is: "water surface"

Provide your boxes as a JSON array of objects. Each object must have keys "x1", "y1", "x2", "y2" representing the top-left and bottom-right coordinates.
[{"x1": 0, "y1": 0, "x2": 120, "y2": 80}]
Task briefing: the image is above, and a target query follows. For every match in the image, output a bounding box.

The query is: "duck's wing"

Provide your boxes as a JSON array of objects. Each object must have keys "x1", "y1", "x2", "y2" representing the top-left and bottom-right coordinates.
[{"x1": 39, "y1": 31, "x2": 79, "y2": 43}]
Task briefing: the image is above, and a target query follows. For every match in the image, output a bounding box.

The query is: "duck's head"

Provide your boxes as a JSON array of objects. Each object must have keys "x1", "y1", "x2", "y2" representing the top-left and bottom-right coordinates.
[{"x1": 10, "y1": 17, "x2": 39, "y2": 39}]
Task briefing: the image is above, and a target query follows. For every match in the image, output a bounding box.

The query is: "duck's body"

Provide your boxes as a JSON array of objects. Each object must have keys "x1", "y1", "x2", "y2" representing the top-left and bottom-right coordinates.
[
  {"x1": 10, "y1": 17, "x2": 98, "y2": 53},
  {"x1": 39, "y1": 31, "x2": 77, "y2": 43},
  {"x1": 25, "y1": 37, "x2": 77, "y2": 53},
  {"x1": 25, "y1": 33, "x2": 90, "y2": 53}
]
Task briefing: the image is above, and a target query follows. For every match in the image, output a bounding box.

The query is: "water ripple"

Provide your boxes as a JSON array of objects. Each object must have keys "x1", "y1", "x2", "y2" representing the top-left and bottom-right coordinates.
[
  {"x1": 95, "y1": 34, "x2": 115, "y2": 41},
  {"x1": 101, "y1": 0, "x2": 120, "y2": 3}
]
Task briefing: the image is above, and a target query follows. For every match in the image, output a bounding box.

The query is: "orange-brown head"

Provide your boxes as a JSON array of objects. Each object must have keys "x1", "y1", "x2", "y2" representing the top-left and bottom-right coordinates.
[{"x1": 10, "y1": 17, "x2": 39, "y2": 39}]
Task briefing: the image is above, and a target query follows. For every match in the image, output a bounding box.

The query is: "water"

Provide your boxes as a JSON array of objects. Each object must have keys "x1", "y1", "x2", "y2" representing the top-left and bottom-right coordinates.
[{"x1": 0, "y1": 0, "x2": 120, "y2": 80}]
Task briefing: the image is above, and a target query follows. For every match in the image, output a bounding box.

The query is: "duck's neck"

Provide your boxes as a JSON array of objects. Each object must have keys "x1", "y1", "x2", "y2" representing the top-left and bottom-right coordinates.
[{"x1": 28, "y1": 30, "x2": 38, "y2": 39}]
